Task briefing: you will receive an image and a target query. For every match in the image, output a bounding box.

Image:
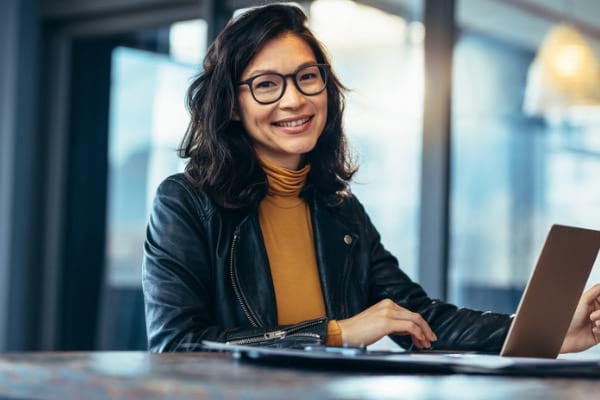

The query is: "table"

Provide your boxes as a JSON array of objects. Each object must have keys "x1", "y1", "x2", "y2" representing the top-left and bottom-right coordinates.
[{"x1": 0, "y1": 352, "x2": 599, "y2": 399}]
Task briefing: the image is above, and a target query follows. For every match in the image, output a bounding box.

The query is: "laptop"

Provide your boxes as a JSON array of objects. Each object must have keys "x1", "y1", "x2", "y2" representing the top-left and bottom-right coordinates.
[
  {"x1": 202, "y1": 224, "x2": 600, "y2": 375},
  {"x1": 385, "y1": 224, "x2": 600, "y2": 358},
  {"x1": 499, "y1": 224, "x2": 600, "y2": 357}
]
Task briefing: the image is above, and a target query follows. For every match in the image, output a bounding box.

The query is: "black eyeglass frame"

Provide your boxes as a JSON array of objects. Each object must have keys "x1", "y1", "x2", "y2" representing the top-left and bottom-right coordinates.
[{"x1": 238, "y1": 63, "x2": 330, "y2": 105}]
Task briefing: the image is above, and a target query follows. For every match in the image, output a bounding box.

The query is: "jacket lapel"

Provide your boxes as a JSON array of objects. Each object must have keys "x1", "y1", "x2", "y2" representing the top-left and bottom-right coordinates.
[
  {"x1": 310, "y1": 196, "x2": 358, "y2": 320},
  {"x1": 234, "y1": 211, "x2": 278, "y2": 327}
]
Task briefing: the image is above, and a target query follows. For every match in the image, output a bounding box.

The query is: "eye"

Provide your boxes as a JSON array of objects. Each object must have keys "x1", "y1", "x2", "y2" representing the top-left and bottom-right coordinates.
[
  {"x1": 255, "y1": 80, "x2": 277, "y2": 89},
  {"x1": 252, "y1": 74, "x2": 282, "y2": 91},
  {"x1": 299, "y1": 72, "x2": 317, "y2": 81}
]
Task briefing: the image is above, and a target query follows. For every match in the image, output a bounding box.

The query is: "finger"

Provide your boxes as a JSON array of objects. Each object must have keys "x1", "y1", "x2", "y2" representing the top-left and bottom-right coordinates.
[
  {"x1": 411, "y1": 335, "x2": 424, "y2": 349},
  {"x1": 411, "y1": 314, "x2": 437, "y2": 342},
  {"x1": 390, "y1": 307, "x2": 437, "y2": 342},
  {"x1": 411, "y1": 335, "x2": 430, "y2": 349},
  {"x1": 404, "y1": 323, "x2": 428, "y2": 349},
  {"x1": 377, "y1": 298, "x2": 437, "y2": 342},
  {"x1": 392, "y1": 320, "x2": 431, "y2": 348},
  {"x1": 591, "y1": 309, "x2": 600, "y2": 321},
  {"x1": 385, "y1": 302, "x2": 434, "y2": 339},
  {"x1": 584, "y1": 284, "x2": 600, "y2": 304}
]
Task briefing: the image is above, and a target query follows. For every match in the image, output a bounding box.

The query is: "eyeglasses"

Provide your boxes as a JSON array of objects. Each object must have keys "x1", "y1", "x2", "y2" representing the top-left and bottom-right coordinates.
[{"x1": 238, "y1": 63, "x2": 329, "y2": 105}]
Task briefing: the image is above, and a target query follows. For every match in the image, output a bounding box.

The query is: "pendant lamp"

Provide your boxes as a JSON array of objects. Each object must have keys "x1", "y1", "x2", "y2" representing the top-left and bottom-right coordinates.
[{"x1": 523, "y1": 24, "x2": 600, "y2": 119}]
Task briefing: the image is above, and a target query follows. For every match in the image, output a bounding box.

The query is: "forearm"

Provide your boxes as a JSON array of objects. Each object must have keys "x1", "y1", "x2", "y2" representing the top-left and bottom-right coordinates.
[
  {"x1": 147, "y1": 314, "x2": 330, "y2": 352},
  {"x1": 387, "y1": 296, "x2": 512, "y2": 352},
  {"x1": 420, "y1": 303, "x2": 512, "y2": 352}
]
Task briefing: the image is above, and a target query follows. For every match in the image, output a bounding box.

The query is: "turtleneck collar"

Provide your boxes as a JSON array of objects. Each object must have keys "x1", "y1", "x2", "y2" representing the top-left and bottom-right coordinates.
[{"x1": 258, "y1": 155, "x2": 310, "y2": 201}]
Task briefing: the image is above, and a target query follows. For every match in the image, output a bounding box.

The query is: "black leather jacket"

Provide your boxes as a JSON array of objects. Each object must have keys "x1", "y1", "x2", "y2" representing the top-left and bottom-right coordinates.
[{"x1": 143, "y1": 174, "x2": 512, "y2": 352}]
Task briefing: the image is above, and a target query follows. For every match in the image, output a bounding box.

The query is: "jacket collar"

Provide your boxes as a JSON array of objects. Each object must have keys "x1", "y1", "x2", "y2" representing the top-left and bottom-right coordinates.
[{"x1": 232, "y1": 194, "x2": 358, "y2": 327}]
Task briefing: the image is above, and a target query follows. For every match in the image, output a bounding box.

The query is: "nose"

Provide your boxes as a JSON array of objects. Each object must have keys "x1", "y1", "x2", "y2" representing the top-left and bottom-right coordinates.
[{"x1": 279, "y1": 77, "x2": 305, "y2": 109}]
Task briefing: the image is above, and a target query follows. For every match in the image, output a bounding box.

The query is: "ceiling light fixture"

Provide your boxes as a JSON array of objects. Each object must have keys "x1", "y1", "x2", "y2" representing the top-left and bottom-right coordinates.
[{"x1": 523, "y1": 23, "x2": 600, "y2": 120}]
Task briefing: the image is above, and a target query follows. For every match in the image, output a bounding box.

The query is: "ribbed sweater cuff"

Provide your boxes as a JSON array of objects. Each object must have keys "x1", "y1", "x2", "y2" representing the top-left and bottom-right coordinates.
[{"x1": 325, "y1": 319, "x2": 343, "y2": 346}]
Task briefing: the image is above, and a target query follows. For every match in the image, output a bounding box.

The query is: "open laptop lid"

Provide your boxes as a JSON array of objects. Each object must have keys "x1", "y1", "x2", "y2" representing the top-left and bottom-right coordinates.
[{"x1": 500, "y1": 224, "x2": 600, "y2": 358}]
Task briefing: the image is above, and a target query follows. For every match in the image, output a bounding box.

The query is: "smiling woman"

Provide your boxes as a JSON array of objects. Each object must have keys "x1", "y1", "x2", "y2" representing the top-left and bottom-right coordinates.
[
  {"x1": 141, "y1": 3, "x2": 600, "y2": 354},
  {"x1": 178, "y1": 4, "x2": 353, "y2": 209},
  {"x1": 235, "y1": 34, "x2": 329, "y2": 170}
]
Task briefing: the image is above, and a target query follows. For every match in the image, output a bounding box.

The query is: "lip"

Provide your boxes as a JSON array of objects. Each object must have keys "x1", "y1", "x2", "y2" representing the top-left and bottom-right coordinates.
[
  {"x1": 272, "y1": 114, "x2": 314, "y2": 124},
  {"x1": 271, "y1": 115, "x2": 314, "y2": 134}
]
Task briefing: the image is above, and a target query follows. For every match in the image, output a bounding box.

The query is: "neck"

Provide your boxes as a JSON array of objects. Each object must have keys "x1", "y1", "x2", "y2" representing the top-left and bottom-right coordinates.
[{"x1": 256, "y1": 152, "x2": 303, "y2": 171}]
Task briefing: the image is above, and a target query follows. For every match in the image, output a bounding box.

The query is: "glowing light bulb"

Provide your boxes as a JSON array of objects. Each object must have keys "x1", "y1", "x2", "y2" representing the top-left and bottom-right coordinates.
[{"x1": 552, "y1": 44, "x2": 584, "y2": 77}]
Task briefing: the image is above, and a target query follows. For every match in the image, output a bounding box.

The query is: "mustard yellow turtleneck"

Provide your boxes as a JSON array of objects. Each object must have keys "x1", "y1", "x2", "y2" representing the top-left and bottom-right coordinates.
[{"x1": 258, "y1": 156, "x2": 342, "y2": 346}]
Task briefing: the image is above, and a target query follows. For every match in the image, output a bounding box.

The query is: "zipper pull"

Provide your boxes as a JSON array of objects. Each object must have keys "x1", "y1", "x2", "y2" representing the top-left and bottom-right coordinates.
[{"x1": 264, "y1": 330, "x2": 286, "y2": 340}]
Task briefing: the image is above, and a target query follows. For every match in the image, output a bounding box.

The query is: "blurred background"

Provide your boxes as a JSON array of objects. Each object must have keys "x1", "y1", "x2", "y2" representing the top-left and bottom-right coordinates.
[{"x1": 1, "y1": 0, "x2": 600, "y2": 352}]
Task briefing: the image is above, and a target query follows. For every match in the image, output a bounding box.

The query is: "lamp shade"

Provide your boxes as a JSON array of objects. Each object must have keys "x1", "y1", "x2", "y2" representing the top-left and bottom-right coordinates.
[{"x1": 524, "y1": 24, "x2": 600, "y2": 118}]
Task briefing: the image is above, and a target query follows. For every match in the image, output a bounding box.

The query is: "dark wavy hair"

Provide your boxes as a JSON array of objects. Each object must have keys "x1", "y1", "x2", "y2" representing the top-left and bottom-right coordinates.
[{"x1": 179, "y1": 3, "x2": 357, "y2": 209}]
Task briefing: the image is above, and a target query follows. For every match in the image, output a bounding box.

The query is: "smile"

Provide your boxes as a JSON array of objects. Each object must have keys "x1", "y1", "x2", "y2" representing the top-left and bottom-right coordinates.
[{"x1": 272, "y1": 116, "x2": 313, "y2": 128}]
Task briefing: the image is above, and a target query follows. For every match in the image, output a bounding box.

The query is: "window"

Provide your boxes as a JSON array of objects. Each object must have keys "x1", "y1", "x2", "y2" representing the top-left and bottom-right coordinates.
[
  {"x1": 449, "y1": 0, "x2": 600, "y2": 329},
  {"x1": 311, "y1": 0, "x2": 424, "y2": 279},
  {"x1": 99, "y1": 20, "x2": 206, "y2": 349},
  {"x1": 105, "y1": 20, "x2": 206, "y2": 287}
]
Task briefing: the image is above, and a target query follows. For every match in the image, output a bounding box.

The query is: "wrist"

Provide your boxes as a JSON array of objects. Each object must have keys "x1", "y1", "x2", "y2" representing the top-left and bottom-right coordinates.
[{"x1": 326, "y1": 320, "x2": 343, "y2": 346}]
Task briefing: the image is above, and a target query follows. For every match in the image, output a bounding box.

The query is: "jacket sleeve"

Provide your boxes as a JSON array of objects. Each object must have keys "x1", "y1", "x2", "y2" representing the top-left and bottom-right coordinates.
[
  {"x1": 142, "y1": 177, "x2": 327, "y2": 352},
  {"x1": 354, "y1": 199, "x2": 513, "y2": 353}
]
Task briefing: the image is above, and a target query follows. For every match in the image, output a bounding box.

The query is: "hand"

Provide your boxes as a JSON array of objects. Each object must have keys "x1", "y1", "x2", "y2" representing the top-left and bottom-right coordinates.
[
  {"x1": 560, "y1": 283, "x2": 600, "y2": 353},
  {"x1": 336, "y1": 298, "x2": 437, "y2": 348}
]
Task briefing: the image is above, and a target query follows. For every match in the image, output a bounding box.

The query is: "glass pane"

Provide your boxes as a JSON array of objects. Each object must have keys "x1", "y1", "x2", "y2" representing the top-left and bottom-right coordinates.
[
  {"x1": 450, "y1": 0, "x2": 600, "y2": 354},
  {"x1": 311, "y1": 0, "x2": 424, "y2": 280},
  {"x1": 105, "y1": 20, "x2": 207, "y2": 288},
  {"x1": 98, "y1": 20, "x2": 207, "y2": 350}
]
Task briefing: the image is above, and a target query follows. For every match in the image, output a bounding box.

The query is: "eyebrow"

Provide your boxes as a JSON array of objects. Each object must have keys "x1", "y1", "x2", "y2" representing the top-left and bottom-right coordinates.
[{"x1": 246, "y1": 61, "x2": 318, "y2": 78}]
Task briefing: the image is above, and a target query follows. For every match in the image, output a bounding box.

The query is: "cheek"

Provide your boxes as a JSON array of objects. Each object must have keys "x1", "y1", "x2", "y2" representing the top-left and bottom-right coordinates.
[{"x1": 238, "y1": 96, "x2": 269, "y2": 129}]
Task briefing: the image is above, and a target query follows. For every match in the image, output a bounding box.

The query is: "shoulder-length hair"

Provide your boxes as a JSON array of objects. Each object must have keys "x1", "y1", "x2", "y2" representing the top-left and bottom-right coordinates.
[{"x1": 179, "y1": 3, "x2": 357, "y2": 209}]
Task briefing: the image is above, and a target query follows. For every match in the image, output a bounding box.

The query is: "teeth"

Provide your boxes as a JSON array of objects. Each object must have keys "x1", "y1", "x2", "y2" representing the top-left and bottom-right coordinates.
[{"x1": 275, "y1": 117, "x2": 310, "y2": 128}]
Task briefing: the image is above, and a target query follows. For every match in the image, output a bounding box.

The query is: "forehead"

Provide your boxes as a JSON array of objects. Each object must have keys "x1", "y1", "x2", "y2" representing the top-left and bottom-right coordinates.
[{"x1": 242, "y1": 33, "x2": 317, "y2": 77}]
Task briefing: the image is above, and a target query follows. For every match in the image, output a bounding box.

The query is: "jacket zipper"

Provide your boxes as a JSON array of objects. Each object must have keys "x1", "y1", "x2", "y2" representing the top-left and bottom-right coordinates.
[
  {"x1": 226, "y1": 318, "x2": 325, "y2": 346},
  {"x1": 230, "y1": 225, "x2": 261, "y2": 328}
]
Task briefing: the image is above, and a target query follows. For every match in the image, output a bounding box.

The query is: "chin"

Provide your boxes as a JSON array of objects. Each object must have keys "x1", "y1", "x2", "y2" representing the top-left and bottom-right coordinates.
[{"x1": 283, "y1": 139, "x2": 319, "y2": 156}]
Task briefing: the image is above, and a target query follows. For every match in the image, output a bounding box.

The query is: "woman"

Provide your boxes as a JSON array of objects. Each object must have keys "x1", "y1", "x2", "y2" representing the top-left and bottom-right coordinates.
[{"x1": 142, "y1": 3, "x2": 600, "y2": 352}]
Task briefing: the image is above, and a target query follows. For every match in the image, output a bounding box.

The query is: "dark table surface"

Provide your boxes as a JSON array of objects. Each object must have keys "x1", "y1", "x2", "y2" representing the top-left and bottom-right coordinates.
[{"x1": 1, "y1": 351, "x2": 600, "y2": 400}]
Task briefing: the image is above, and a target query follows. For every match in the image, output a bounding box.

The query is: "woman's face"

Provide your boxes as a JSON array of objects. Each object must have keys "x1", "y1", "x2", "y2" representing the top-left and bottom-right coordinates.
[{"x1": 236, "y1": 33, "x2": 328, "y2": 170}]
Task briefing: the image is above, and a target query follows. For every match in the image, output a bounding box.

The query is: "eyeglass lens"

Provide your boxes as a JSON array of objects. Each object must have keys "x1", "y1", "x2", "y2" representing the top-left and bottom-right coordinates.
[{"x1": 251, "y1": 65, "x2": 326, "y2": 103}]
